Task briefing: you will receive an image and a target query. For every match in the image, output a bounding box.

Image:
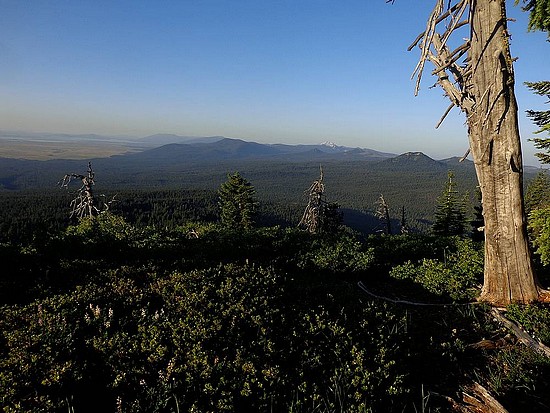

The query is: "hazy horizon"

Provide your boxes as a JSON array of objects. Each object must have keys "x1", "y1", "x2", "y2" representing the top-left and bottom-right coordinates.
[{"x1": 1, "y1": 1, "x2": 548, "y2": 165}]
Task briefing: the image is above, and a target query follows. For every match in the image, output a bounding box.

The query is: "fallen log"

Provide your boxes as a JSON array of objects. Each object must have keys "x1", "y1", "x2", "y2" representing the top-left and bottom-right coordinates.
[
  {"x1": 491, "y1": 308, "x2": 550, "y2": 358},
  {"x1": 461, "y1": 382, "x2": 509, "y2": 413}
]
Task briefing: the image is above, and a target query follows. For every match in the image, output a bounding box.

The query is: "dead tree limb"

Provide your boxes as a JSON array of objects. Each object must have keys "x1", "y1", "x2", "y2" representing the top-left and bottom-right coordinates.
[
  {"x1": 461, "y1": 382, "x2": 509, "y2": 413},
  {"x1": 357, "y1": 281, "x2": 481, "y2": 307},
  {"x1": 491, "y1": 308, "x2": 550, "y2": 358},
  {"x1": 410, "y1": 0, "x2": 475, "y2": 117}
]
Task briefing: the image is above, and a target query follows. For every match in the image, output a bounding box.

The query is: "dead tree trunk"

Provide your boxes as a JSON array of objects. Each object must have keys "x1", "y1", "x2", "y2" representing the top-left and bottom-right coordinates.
[
  {"x1": 468, "y1": 1, "x2": 540, "y2": 305},
  {"x1": 410, "y1": 0, "x2": 547, "y2": 305},
  {"x1": 376, "y1": 194, "x2": 392, "y2": 234},
  {"x1": 298, "y1": 166, "x2": 325, "y2": 233}
]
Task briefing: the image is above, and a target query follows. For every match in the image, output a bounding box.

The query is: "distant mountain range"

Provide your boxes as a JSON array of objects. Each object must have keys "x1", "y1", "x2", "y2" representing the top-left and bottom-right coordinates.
[
  {"x1": 0, "y1": 133, "x2": 543, "y2": 194},
  {"x1": 116, "y1": 137, "x2": 397, "y2": 165}
]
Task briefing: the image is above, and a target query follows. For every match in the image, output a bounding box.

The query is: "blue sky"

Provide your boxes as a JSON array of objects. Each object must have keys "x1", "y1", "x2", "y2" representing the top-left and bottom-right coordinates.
[{"x1": 1, "y1": 1, "x2": 548, "y2": 164}]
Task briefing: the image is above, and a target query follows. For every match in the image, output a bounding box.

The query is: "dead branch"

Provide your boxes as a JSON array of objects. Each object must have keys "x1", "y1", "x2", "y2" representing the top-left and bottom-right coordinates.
[
  {"x1": 431, "y1": 41, "x2": 470, "y2": 77},
  {"x1": 411, "y1": 0, "x2": 445, "y2": 96},
  {"x1": 436, "y1": 103, "x2": 455, "y2": 128},
  {"x1": 430, "y1": 382, "x2": 509, "y2": 413},
  {"x1": 375, "y1": 194, "x2": 391, "y2": 234},
  {"x1": 409, "y1": 0, "x2": 476, "y2": 121},
  {"x1": 357, "y1": 281, "x2": 481, "y2": 307},
  {"x1": 459, "y1": 148, "x2": 471, "y2": 162},
  {"x1": 461, "y1": 382, "x2": 509, "y2": 413},
  {"x1": 467, "y1": 335, "x2": 514, "y2": 350},
  {"x1": 408, "y1": 0, "x2": 468, "y2": 51},
  {"x1": 491, "y1": 308, "x2": 550, "y2": 358}
]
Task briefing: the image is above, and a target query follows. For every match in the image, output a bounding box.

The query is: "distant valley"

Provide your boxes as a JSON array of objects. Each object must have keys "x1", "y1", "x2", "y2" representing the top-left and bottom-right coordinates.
[{"x1": 0, "y1": 131, "x2": 541, "y2": 233}]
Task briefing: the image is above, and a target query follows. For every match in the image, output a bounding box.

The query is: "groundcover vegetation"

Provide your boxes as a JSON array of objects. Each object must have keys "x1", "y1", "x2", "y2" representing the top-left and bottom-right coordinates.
[{"x1": 1, "y1": 214, "x2": 550, "y2": 412}]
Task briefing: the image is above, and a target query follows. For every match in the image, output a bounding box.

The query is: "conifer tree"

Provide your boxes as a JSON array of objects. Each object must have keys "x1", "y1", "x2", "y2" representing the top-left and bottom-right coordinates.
[
  {"x1": 517, "y1": 1, "x2": 550, "y2": 163},
  {"x1": 525, "y1": 170, "x2": 550, "y2": 214},
  {"x1": 433, "y1": 171, "x2": 466, "y2": 236},
  {"x1": 517, "y1": 0, "x2": 550, "y2": 34},
  {"x1": 218, "y1": 172, "x2": 257, "y2": 230},
  {"x1": 526, "y1": 171, "x2": 550, "y2": 266},
  {"x1": 526, "y1": 81, "x2": 550, "y2": 164}
]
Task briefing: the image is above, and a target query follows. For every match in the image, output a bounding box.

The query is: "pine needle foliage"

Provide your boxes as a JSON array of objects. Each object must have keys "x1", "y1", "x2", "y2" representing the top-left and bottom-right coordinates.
[
  {"x1": 516, "y1": 0, "x2": 550, "y2": 34},
  {"x1": 525, "y1": 81, "x2": 550, "y2": 164},
  {"x1": 433, "y1": 171, "x2": 466, "y2": 236},
  {"x1": 218, "y1": 172, "x2": 258, "y2": 230}
]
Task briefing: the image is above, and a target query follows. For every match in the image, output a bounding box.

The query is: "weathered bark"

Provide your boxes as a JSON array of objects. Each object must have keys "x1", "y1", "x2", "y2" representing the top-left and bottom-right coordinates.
[
  {"x1": 411, "y1": 0, "x2": 546, "y2": 305},
  {"x1": 461, "y1": 382, "x2": 509, "y2": 413},
  {"x1": 467, "y1": 0, "x2": 540, "y2": 305}
]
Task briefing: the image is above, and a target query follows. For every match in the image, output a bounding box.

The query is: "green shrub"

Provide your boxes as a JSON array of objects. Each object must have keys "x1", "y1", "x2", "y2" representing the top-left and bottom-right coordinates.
[
  {"x1": 0, "y1": 261, "x2": 409, "y2": 412},
  {"x1": 389, "y1": 238, "x2": 483, "y2": 301},
  {"x1": 301, "y1": 233, "x2": 374, "y2": 274},
  {"x1": 506, "y1": 303, "x2": 550, "y2": 346},
  {"x1": 65, "y1": 212, "x2": 135, "y2": 242}
]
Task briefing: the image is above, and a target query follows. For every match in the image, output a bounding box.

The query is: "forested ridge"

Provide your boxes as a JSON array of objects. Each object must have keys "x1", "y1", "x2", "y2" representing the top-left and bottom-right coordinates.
[{"x1": 0, "y1": 153, "x2": 487, "y2": 240}]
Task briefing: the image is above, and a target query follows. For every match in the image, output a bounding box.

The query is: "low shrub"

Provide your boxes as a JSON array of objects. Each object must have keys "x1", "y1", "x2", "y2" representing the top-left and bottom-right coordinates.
[{"x1": 389, "y1": 238, "x2": 483, "y2": 301}]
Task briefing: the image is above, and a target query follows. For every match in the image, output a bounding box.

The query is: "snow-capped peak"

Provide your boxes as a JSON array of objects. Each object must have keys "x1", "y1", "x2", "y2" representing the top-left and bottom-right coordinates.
[{"x1": 320, "y1": 141, "x2": 339, "y2": 148}]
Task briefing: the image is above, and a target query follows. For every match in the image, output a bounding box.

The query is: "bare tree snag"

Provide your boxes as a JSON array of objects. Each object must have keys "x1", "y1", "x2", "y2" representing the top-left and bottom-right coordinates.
[
  {"x1": 298, "y1": 166, "x2": 326, "y2": 234},
  {"x1": 59, "y1": 162, "x2": 113, "y2": 219},
  {"x1": 411, "y1": 0, "x2": 548, "y2": 305},
  {"x1": 298, "y1": 166, "x2": 341, "y2": 233},
  {"x1": 375, "y1": 194, "x2": 391, "y2": 234}
]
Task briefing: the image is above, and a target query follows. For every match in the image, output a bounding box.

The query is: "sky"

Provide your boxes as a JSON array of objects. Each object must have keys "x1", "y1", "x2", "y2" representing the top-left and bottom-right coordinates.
[{"x1": 1, "y1": 0, "x2": 548, "y2": 164}]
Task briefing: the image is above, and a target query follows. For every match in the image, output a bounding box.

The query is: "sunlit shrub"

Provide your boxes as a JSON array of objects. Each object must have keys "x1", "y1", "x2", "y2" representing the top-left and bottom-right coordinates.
[{"x1": 389, "y1": 238, "x2": 483, "y2": 301}]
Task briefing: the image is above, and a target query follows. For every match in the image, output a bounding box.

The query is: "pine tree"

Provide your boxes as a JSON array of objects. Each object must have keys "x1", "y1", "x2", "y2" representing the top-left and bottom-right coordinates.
[
  {"x1": 526, "y1": 81, "x2": 550, "y2": 164},
  {"x1": 525, "y1": 170, "x2": 550, "y2": 215},
  {"x1": 516, "y1": 0, "x2": 550, "y2": 34},
  {"x1": 218, "y1": 172, "x2": 258, "y2": 230},
  {"x1": 517, "y1": 1, "x2": 550, "y2": 163},
  {"x1": 433, "y1": 171, "x2": 466, "y2": 236}
]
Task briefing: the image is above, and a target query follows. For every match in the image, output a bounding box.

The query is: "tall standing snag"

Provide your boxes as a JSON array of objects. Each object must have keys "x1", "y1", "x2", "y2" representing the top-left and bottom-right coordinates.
[
  {"x1": 59, "y1": 162, "x2": 112, "y2": 219},
  {"x1": 299, "y1": 167, "x2": 326, "y2": 234},
  {"x1": 375, "y1": 194, "x2": 392, "y2": 235},
  {"x1": 298, "y1": 166, "x2": 341, "y2": 234},
  {"x1": 409, "y1": 0, "x2": 548, "y2": 304}
]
